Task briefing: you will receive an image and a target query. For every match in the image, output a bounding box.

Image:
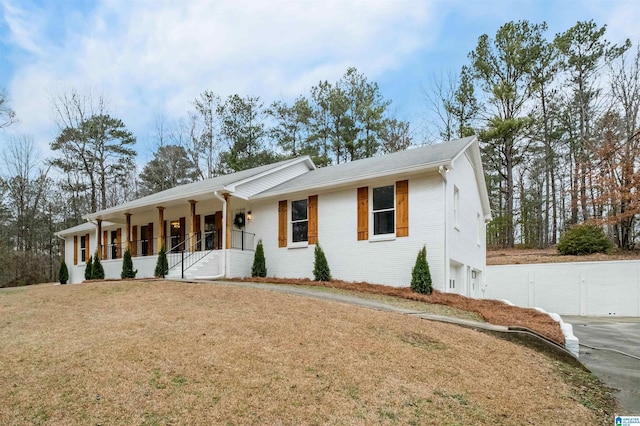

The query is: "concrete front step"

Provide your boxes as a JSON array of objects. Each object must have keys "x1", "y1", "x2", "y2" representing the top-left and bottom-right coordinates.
[{"x1": 166, "y1": 251, "x2": 220, "y2": 280}]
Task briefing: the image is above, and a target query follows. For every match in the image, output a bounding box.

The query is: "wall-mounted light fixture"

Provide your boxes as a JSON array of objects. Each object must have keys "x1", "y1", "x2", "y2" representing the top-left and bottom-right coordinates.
[{"x1": 247, "y1": 211, "x2": 252, "y2": 221}]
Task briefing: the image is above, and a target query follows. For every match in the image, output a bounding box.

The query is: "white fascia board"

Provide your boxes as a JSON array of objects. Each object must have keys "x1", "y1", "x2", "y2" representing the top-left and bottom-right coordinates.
[
  {"x1": 224, "y1": 156, "x2": 315, "y2": 192},
  {"x1": 449, "y1": 136, "x2": 478, "y2": 164},
  {"x1": 452, "y1": 136, "x2": 492, "y2": 220},
  {"x1": 250, "y1": 160, "x2": 451, "y2": 200},
  {"x1": 224, "y1": 187, "x2": 249, "y2": 200}
]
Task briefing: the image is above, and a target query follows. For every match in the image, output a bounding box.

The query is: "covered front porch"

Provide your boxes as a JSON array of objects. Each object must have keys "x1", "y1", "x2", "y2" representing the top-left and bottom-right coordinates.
[{"x1": 88, "y1": 192, "x2": 256, "y2": 279}]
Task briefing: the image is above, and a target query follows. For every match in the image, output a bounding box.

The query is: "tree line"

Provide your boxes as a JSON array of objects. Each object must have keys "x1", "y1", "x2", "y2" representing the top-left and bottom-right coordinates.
[
  {"x1": 428, "y1": 20, "x2": 639, "y2": 250},
  {"x1": 0, "y1": 68, "x2": 410, "y2": 286}
]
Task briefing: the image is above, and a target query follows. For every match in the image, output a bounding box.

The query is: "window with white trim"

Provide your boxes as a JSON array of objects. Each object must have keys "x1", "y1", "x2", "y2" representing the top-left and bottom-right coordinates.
[
  {"x1": 291, "y1": 199, "x2": 308, "y2": 243},
  {"x1": 372, "y1": 185, "x2": 395, "y2": 235},
  {"x1": 80, "y1": 236, "x2": 87, "y2": 262}
]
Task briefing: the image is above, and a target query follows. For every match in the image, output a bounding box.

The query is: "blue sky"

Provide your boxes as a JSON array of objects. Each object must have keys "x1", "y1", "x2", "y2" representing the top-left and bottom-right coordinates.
[{"x1": 1, "y1": 0, "x2": 639, "y2": 164}]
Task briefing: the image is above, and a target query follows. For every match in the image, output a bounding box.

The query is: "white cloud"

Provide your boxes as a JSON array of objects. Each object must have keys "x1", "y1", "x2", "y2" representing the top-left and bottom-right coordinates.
[
  {"x1": 5, "y1": 0, "x2": 440, "y2": 156},
  {"x1": 7, "y1": 0, "x2": 637, "y2": 159},
  {"x1": 0, "y1": 0, "x2": 48, "y2": 55}
]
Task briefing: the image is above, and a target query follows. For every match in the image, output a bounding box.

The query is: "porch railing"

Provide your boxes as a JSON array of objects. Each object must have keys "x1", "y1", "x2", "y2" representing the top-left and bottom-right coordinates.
[
  {"x1": 95, "y1": 228, "x2": 253, "y2": 267},
  {"x1": 167, "y1": 233, "x2": 214, "y2": 278},
  {"x1": 99, "y1": 239, "x2": 159, "y2": 260},
  {"x1": 231, "y1": 229, "x2": 255, "y2": 251}
]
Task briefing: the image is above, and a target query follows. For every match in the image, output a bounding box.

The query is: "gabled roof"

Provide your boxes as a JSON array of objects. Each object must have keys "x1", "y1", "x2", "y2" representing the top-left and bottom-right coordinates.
[
  {"x1": 78, "y1": 136, "x2": 490, "y2": 224},
  {"x1": 255, "y1": 136, "x2": 477, "y2": 198},
  {"x1": 85, "y1": 156, "x2": 314, "y2": 221}
]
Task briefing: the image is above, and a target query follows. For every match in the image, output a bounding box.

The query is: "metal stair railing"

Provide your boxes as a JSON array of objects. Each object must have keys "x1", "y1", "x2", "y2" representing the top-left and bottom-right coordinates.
[{"x1": 167, "y1": 233, "x2": 214, "y2": 278}]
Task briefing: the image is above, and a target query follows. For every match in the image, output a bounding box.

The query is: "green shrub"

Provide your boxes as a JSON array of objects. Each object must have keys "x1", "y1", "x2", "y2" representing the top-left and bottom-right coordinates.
[
  {"x1": 411, "y1": 246, "x2": 432, "y2": 294},
  {"x1": 251, "y1": 240, "x2": 267, "y2": 277},
  {"x1": 154, "y1": 246, "x2": 168, "y2": 278},
  {"x1": 92, "y1": 252, "x2": 105, "y2": 280},
  {"x1": 121, "y1": 249, "x2": 137, "y2": 279},
  {"x1": 313, "y1": 243, "x2": 331, "y2": 282},
  {"x1": 557, "y1": 224, "x2": 613, "y2": 255},
  {"x1": 84, "y1": 255, "x2": 93, "y2": 281},
  {"x1": 59, "y1": 260, "x2": 69, "y2": 284}
]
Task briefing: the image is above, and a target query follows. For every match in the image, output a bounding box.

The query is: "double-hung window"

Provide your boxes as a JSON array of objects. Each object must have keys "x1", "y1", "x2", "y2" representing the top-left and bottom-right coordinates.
[
  {"x1": 291, "y1": 199, "x2": 308, "y2": 243},
  {"x1": 80, "y1": 236, "x2": 87, "y2": 262},
  {"x1": 372, "y1": 185, "x2": 395, "y2": 235},
  {"x1": 279, "y1": 196, "x2": 317, "y2": 247},
  {"x1": 357, "y1": 180, "x2": 408, "y2": 241}
]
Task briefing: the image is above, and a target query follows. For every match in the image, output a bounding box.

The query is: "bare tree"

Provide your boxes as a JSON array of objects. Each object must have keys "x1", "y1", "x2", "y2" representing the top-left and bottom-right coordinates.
[
  {"x1": 0, "y1": 89, "x2": 17, "y2": 129},
  {"x1": 424, "y1": 70, "x2": 456, "y2": 142},
  {"x1": 50, "y1": 88, "x2": 136, "y2": 212}
]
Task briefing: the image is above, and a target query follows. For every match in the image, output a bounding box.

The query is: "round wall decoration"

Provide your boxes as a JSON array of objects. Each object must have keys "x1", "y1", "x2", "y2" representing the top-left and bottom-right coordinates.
[{"x1": 234, "y1": 212, "x2": 246, "y2": 229}]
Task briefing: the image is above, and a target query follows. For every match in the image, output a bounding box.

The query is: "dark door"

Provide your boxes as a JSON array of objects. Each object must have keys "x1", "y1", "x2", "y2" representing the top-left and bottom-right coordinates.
[{"x1": 204, "y1": 214, "x2": 215, "y2": 250}]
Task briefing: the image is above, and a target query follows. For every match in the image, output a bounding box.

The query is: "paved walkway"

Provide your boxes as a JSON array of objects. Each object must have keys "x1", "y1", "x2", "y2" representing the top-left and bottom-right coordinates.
[{"x1": 563, "y1": 316, "x2": 640, "y2": 415}]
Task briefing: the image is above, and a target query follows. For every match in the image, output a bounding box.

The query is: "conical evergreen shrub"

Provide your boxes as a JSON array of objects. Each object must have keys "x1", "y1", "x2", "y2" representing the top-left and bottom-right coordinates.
[
  {"x1": 121, "y1": 248, "x2": 137, "y2": 279},
  {"x1": 59, "y1": 260, "x2": 69, "y2": 284},
  {"x1": 251, "y1": 240, "x2": 267, "y2": 277},
  {"x1": 313, "y1": 243, "x2": 331, "y2": 282},
  {"x1": 411, "y1": 246, "x2": 432, "y2": 294},
  {"x1": 154, "y1": 246, "x2": 168, "y2": 278},
  {"x1": 92, "y1": 252, "x2": 105, "y2": 280},
  {"x1": 84, "y1": 255, "x2": 93, "y2": 280}
]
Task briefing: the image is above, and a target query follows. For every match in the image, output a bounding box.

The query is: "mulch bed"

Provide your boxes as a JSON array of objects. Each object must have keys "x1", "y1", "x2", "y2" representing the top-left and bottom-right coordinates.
[{"x1": 229, "y1": 277, "x2": 565, "y2": 346}]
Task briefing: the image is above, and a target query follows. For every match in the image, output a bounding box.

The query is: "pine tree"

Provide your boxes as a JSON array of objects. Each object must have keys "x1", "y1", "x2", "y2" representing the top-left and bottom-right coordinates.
[
  {"x1": 154, "y1": 245, "x2": 168, "y2": 278},
  {"x1": 84, "y1": 255, "x2": 93, "y2": 280},
  {"x1": 59, "y1": 260, "x2": 69, "y2": 284},
  {"x1": 92, "y1": 252, "x2": 105, "y2": 280},
  {"x1": 121, "y1": 249, "x2": 137, "y2": 279},
  {"x1": 313, "y1": 243, "x2": 331, "y2": 281},
  {"x1": 251, "y1": 240, "x2": 267, "y2": 277},
  {"x1": 411, "y1": 246, "x2": 432, "y2": 294}
]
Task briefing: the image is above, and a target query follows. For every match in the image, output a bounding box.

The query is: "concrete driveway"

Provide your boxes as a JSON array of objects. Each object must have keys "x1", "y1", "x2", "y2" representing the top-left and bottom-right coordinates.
[{"x1": 563, "y1": 316, "x2": 640, "y2": 415}]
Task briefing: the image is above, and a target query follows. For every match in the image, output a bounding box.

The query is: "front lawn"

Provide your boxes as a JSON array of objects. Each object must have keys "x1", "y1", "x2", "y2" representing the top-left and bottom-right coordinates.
[{"x1": 0, "y1": 281, "x2": 613, "y2": 424}]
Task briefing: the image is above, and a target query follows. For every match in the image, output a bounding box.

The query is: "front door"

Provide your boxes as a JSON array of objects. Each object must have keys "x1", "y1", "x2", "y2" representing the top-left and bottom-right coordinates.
[
  {"x1": 169, "y1": 218, "x2": 185, "y2": 252},
  {"x1": 204, "y1": 214, "x2": 215, "y2": 250},
  {"x1": 141, "y1": 225, "x2": 149, "y2": 256},
  {"x1": 111, "y1": 231, "x2": 118, "y2": 259}
]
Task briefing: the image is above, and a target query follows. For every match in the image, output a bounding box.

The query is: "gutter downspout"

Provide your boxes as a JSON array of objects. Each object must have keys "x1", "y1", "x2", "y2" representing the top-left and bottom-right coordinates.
[{"x1": 439, "y1": 165, "x2": 449, "y2": 293}]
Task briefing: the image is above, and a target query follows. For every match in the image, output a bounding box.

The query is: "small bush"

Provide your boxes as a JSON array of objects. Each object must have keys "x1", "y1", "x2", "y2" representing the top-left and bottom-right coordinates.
[
  {"x1": 251, "y1": 240, "x2": 267, "y2": 277},
  {"x1": 84, "y1": 255, "x2": 93, "y2": 281},
  {"x1": 92, "y1": 252, "x2": 105, "y2": 280},
  {"x1": 411, "y1": 246, "x2": 432, "y2": 294},
  {"x1": 59, "y1": 260, "x2": 69, "y2": 284},
  {"x1": 557, "y1": 224, "x2": 613, "y2": 255},
  {"x1": 155, "y1": 246, "x2": 168, "y2": 278},
  {"x1": 121, "y1": 249, "x2": 137, "y2": 279},
  {"x1": 313, "y1": 243, "x2": 331, "y2": 282}
]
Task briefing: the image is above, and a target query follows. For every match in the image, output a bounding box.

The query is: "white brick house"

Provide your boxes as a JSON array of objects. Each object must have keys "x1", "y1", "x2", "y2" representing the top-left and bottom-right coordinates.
[{"x1": 56, "y1": 136, "x2": 491, "y2": 294}]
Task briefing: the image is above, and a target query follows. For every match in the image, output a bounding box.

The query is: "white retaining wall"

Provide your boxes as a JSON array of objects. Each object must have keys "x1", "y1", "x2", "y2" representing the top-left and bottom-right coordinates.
[{"x1": 486, "y1": 260, "x2": 640, "y2": 316}]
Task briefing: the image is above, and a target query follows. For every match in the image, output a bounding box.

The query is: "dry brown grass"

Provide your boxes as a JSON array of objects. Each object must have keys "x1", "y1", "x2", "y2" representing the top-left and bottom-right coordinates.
[
  {"x1": 487, "y1": 247, "x2": 640, "y2": 265},
  {"x1": 0, "y1": 280, "x2": 612, "y2": 425},
  {"x1": 233, "y1": 277, "x2": 565, "y2": 345}
]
